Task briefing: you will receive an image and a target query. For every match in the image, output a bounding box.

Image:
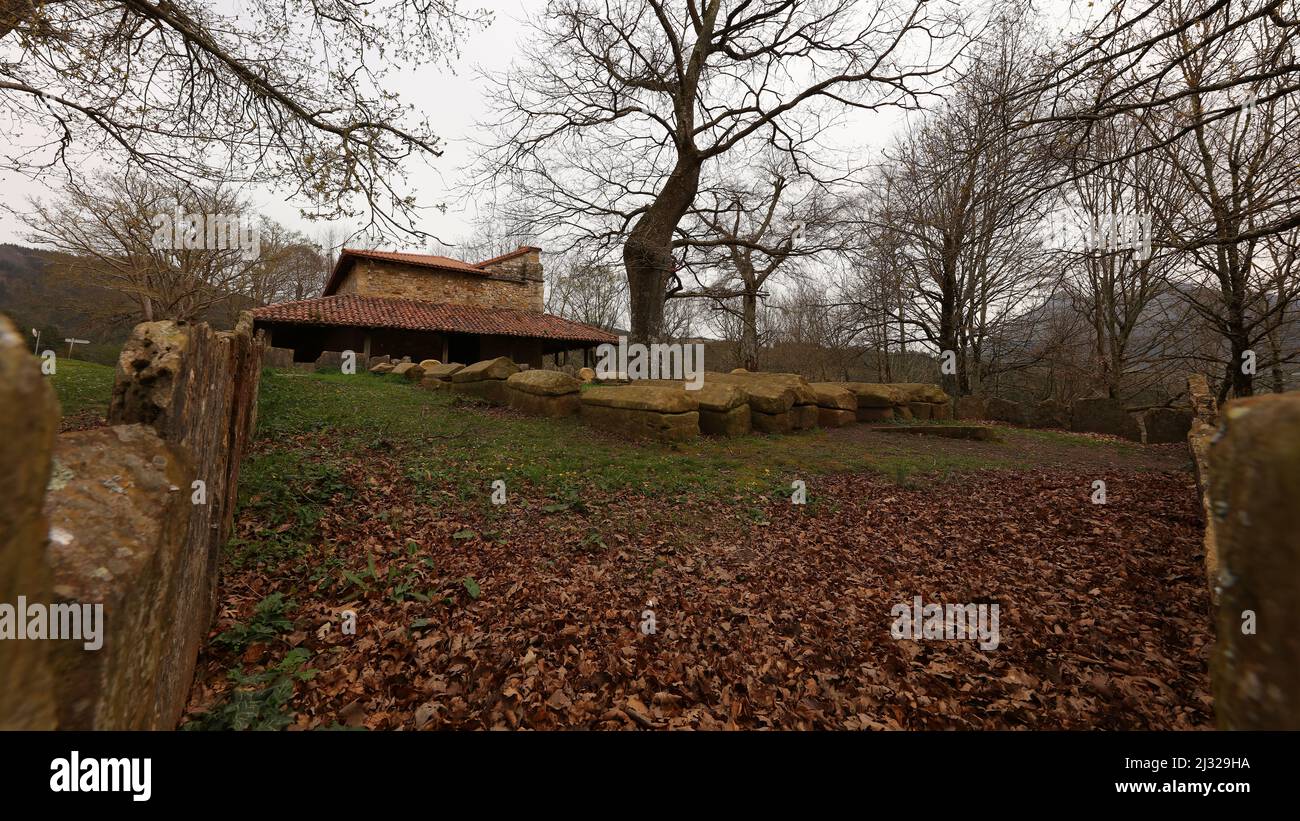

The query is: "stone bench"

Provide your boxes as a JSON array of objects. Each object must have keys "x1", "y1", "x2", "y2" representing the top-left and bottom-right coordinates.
[
  {"x1": 579, "y1": 385, "x2": 700, "y2": 441},
  {"x1": 506, "y1": 370, "x2": 582, "y2": 417}
]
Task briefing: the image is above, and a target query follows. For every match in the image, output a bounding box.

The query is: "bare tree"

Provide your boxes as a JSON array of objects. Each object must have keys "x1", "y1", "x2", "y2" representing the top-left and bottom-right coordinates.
[
  {"x1": 1025, "y1": 0, "x2": 1300, "y2": 246},
  {"x1": 672, "y1": 151, "x2": 851, "y2": 369},
  {"x1": 859, "y1": 14, "x2": 1059, "y2": 396},
  {"x1": 474, "y1": 0, "x2": 970, "y2": 342},
  {"x1": 546, "y1": 253, "x2": 627, "y2": 329},
  {"x1": 21, "y1": 172, "x2": 327, "y2": 322},
  {"x1": 1142, "y1": 2, "x2": 1300, "y2": 397},
  {"x1": 20, "y1": 173, "x2": 260, "y2": 322},
  {"x1": 0, "y1": 0, "x2": 490, "y2": 237}
]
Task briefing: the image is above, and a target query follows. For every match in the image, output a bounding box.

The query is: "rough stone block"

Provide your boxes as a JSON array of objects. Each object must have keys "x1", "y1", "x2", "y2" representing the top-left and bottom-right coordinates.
[
  {"x1": 1070, "y1": 397, "x2": 1141, "y2": 441},
  {"x1": 954, "y1": 395, "x2": 988, "y2": 420},
  {"x1": 110, "y1": 320, "x2": 257, "y2": 610},
  {"x1": 581, "y1": 385, "x2": 699, "y2": 414},
  {"x1": 391, "y1": 361, "x2": 421, "y2": 378},
  {"x1": 840, "y1": 382, "x2": 902, "y2": 408},
  {"x1": 856, "y1": 405, "x2": 895, "y2": 423},
  {"x1": 704, "y1": 372, "x2": 795, "y2": 414},
  {"x1": 987, "y1": 397, "x2": 1027, "y2": 426},
  {"x1": 423, "y1": 362, "x2": 464, "y2": 381},
  {"x1": 579, "y1": 404, "x2": 699, "y2": 442},
  {"x1": 688, "y1": 383, "x2": 746, "y2": 413},
  {"x1": 43, "y1": 425, "x2": 193, "y2": 729},
  {"x1": 907, "y1": 401, "x2": 933, "y2": 420},
  {"x1": 818, "y1": 408, "x2": 857, "y2": 428},
  {"x1": 1188, "y1": 373, "x2": 1218, "y2": 423},
  {"x1": 809, "y1": 382, "x2": 857, "y2": 411},
  {"x1": 1209, "y1": 393, "x2": 1300, "y2": 729},
  {"x1": 262, "y1": 346, "x2": 296, "y2": 369},
  {"x1": 893, "y1": 383, "x2": 950, "y2": 404},
  {"x1": 791, "y1": 404, "x2": 819, "y2": 430},
  {"x1": 699, "y1": 404, "x2": 751, "y2": 436},
  {"x1": 507, "y1": 369, "x2": 581, "y2": 396},
  {"x1": 105, "y1": 315, "x2": 262, "y2": 726},
  {"x1": 1143, "y1": 407, "x2": 1193, "y2": 443},
  {"x1": 450, "y1": 379, "x2": 510, "y2": 405},
  {"x1": 0, "y1": 315, "x2": 60, "y2": 730},
  {"x1": 751, "y1": 410, "x2": 794, "y2": 434},
  {"x1": 930, "y1": 401, "x2": 952, "y2": 421},
  {"x1": 1031, "y1": 399, "x2": 1069, "y2": 429},
  {"x1": 452, "y1": 356, "x2": 519, "y2": 383},
  {"x1": 1189, "y1": 417, "x2": 1218, "y2": 590},
  {"x1": 744, "y1": 372, "x2": 818, "y2": 406},
  {"x1": 507, "y1": 388, "x2": 581, "y2": 417},
  {"x1": 640, "y1": 380, "x2": 746, "y2": 413}
]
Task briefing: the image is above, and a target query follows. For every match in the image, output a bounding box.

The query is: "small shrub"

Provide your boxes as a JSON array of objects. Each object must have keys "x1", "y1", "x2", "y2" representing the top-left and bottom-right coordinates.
[
  {"x1": 183, "y1": 648, "x2": 315, "y2": 731},
  {"x1": 213, "y1": 592, "x2": 294, "y2": 651}
]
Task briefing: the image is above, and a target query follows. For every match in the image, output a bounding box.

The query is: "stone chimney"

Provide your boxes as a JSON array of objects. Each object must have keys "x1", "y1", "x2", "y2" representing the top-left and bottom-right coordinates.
[{"x1": 480, "y1": 246, "x2": 543, "y2": 312}]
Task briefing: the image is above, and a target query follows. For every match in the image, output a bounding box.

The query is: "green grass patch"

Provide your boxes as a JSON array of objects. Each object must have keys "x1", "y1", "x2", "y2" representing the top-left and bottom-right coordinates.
[
  {"x1": 229, "y1": 447, "x2": 352, "y2": 567},
  {"x1": 1012, "y1": 426, "x2": 1141, "y2": 453},
  {"x1": 48, "y1": 358, "x2": 115, "y2": 417},
  {"x1": 244, "y1": 370, "x2": 1025, "y2": 506}
]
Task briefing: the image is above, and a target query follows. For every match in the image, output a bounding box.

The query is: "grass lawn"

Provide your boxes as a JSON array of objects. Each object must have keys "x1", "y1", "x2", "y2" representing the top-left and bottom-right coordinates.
[
  {"x1": 184, "y1": 369, "x2": 1210, "y2": 731},
  {"x1": 48, "y1": 357, "x2": 116, "y2": 428},
  {"x1": 253, "y1": 370, "x2": 1172, "y2": 502}
]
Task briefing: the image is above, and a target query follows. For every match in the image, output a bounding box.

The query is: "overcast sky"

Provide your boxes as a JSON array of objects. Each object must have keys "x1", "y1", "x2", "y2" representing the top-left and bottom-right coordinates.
[{"x1": 0, "y1": 0, "x2": 1094, "y2": 256}]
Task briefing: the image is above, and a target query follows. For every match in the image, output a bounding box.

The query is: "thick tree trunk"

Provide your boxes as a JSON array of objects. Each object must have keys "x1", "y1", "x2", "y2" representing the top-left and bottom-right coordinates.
[
  {"x1": 1268, "y1": 325, "x2": 1286, "y2": 393},
  {"x1": 1229, "y1": 328, "x2": 1254, "y2": 397},
  {"x1": 624, "y1": 157, "x2": 702, "y2": 343},
  {"x1": 937, "y1": 242, "x2": 960, "y2": 396},
  {"x1": 738, "y1": 291, "x2": 759, "y2": 371}
]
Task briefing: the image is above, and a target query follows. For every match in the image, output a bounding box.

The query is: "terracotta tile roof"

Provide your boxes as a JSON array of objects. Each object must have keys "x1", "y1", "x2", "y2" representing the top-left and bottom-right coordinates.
[
  {"x1": 251, "y1": 294, "x2": 617, "y2": 345},
  {"x1": 324, "y1": 246, "x2": 542, "y2": 295}
]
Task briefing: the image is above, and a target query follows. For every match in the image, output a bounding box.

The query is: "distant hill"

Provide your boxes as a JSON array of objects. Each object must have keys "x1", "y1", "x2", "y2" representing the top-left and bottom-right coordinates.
[
  {"x1": 0, "y1": 243, "x2": 257, "y2": 365},
  {"x1": 0, "y1": 244, "x2": 136, "y2": 365}
]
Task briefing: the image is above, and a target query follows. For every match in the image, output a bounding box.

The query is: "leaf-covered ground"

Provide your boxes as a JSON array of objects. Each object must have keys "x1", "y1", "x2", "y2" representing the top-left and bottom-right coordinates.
[{"x1": 184, "y1": 371, "x2": 1211, "y2": 730}]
